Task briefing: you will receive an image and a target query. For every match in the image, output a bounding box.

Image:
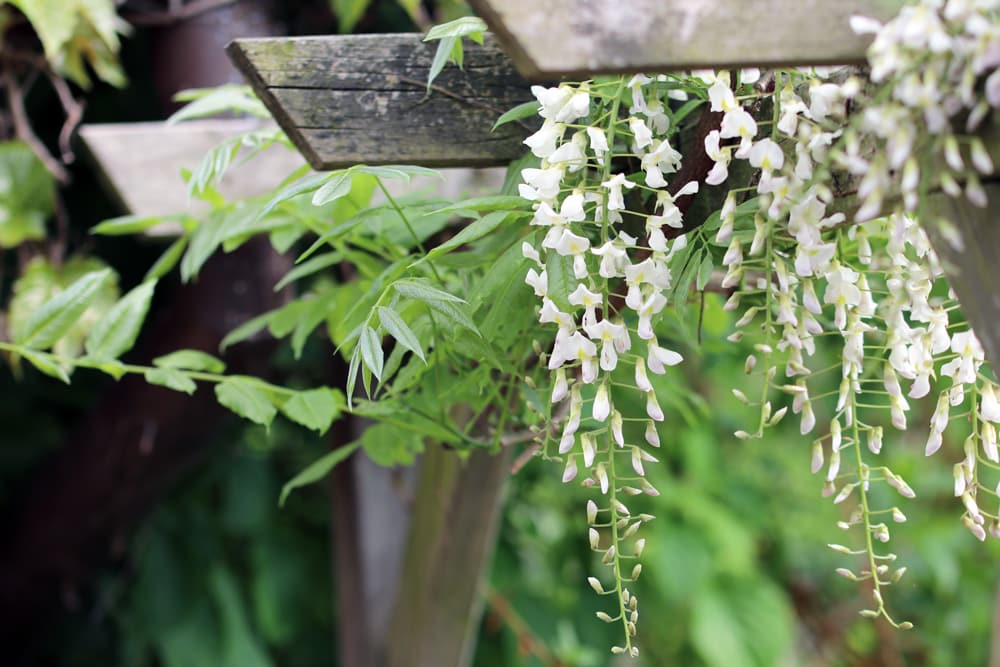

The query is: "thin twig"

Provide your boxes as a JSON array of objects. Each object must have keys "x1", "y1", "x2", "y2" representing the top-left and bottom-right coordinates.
[
  {"x1": 510, "y1": 442, "x2": 541, "y2": 475},
  {"x1": 3, "y1": 70, "x2": 69, "y2": 183},
  {"x1": 484, "y1": 585, "x2": 565, "y2": 667},
  {"x1": 44, "y1": 69, "x2": 84, "y2": 165}
]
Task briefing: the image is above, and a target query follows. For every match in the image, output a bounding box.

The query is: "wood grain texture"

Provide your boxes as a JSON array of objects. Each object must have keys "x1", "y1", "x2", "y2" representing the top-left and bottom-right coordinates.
[
  {"x1": 226, "y1": 34, "x2": 537, "y2": 170},
  {"x1": 79, "y1": 120, "x2": 304, "y2": 219},
  {"x1": 924, "y1": 186, "x2": 1000, "y2": 371},
  {"x1": 469, "y1": 0, "x2": 907, "y2": 79},
  {"x1": 386, "y1": 445, "x2": 511, "y2": 667}
]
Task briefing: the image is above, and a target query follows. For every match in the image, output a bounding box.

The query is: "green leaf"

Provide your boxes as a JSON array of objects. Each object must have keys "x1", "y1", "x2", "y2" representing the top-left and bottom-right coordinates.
[
  {"x1": 0, "y1": 141, "x2": 55, "y2": 248},
  {"x1": 426, "y1": 35, "x2": 458, "y2": 89},
  {"x1": 426, "y1": 299, "x2": 481, "y2": 337},
  {"x1": 274, "y1": 252, "x2": 343, "y2": 292},
  {"x1": 144, "y1": 236, "x2": 188, "y2": 282},
  {"x1": 167, "y1": 85, "x2": 269, "y2": 124},
  {"x1": 377, "y1": 306, "x2": 425, "y2": 362},
  {"x1": 8, "y1": 0, "x2": 127, "y2": 88},
  {"x1": 280, "y1": 387, "x2": 345, "y2": 435},
  {"x1": 221, "y1": 312, "x2": 272, "y2": 351},
  {"x1": 544, "y1": 251, "x2": 575, "y2": 312},
  {"x1": 361, "y1": 423, "x2": 423, "y2": 466},
  {"x1": 20, "y1": 349, "x2": 70, "y2": 384},
  {"x1": 393, "y1": 278, "x2": 466, "y2": 304},
  {"x1": 492, "y1": 101, "x2": 541, "y2": 131},
  {"x1": 419, "y1": 211, "x2": 514, "y2": 263},
  {"x1": 215, "y1": 378, "x2": 277, "y2": 427},
  {"x1": 429, "y1": 195, "x2": 529, "y2": 217},
  {"x1": 696, "y1": 252, "x2": 715, "y2": 291},
  {"x1": 331, "y1": 0, "x2": 372, "y2": 33},
  {"x1": 258, "y1": 172, "x2": 329, "y2": 220},
  {"x1": 311, "y1": 171, "x2": 353, "y2": 206},
  {"x1": 144, "y1": 367, "x2": 197, "y2": 395},
  {"x1": 16, "y1": 269, "x2": 112, "y2": 350},
  {"x1": 424, "y1": 16, "x2": 487, "y2": 40},
  {"x1": 154, "y1": 349, "x2": 226, "y2": 373},
  {"x1": 91, "y1": 214, "x2": 180, "y2": 236},
  {"x1": 354, "y1": 165, "x2": 442, "y2": 182},
  {"x1": 85, "y1": 279, "x2": 157, "y2": 360},
  {"x1": 279, "y1": 440, "x2": 361, "y2": 506},
  {"x1": 358, "y1": 326, "x2": 384, "y2": 381}
]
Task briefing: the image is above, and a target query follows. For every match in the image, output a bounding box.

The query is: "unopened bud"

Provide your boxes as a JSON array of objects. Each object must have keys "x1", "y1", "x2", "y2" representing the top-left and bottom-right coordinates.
[
  {"x1": 631, "y1": 564, "x2": 642, "y2": 580},
  {"x1": 588, "y1": 577, "x2": 605, "y2": 594},
  {"x1": 597, "y1": 612, "x2": 614, "y2": 623},
  {"x1": 634, "y1": 538, "x2": 646, "y2": 557}
]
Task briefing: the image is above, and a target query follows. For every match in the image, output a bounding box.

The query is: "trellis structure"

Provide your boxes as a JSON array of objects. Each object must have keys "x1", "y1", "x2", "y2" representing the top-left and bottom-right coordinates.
[{"x1": 226, "y1": 3, "x2": 1000, "y2": 666}]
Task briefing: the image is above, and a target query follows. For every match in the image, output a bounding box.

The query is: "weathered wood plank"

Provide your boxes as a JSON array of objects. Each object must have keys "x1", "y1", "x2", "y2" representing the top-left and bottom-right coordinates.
[
  {"x1": 386, "y1": 445, "x2": 511, "y2": 667},
  {"x1": 469, "y1": 0, "x2": 908, "y2": 79},
  {"x1": 924, "y1": 186, "x2": 1000, "y2": 371},
  {"x1": 226, "y1": 34, "x2": 537, "y2": 170},
  {"x1": 79, "y1": 120, "x2": 304, "y2": 219}
]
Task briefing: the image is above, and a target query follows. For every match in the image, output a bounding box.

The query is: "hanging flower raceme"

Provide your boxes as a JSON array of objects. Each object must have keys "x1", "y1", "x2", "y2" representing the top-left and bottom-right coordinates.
[
  {"x1": 518, "y1": 76, "x2": 700, "y2": 656},
  {"x1": 513, "y1": 0, "x2": 1000, "y2": 651}
]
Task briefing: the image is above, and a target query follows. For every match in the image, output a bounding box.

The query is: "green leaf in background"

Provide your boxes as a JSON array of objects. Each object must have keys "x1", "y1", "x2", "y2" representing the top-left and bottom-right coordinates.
[
  {"x1": 430, "y1": 195, "x2": 529, "y2": 217},
  {"x1": 279, "y1": 440, "x2": 361, "y2": 506},
  {"x1": 690, "y1": 579, "x2": 792, "y2": 667},
  {"x1": 330, "y1": 0, "x2": 372, "y2": 33},
  {"x1": 15, "y1": 269, "x2": 112, "y2": 350},
  {"x1": 377, "y1": 306, "x2": 425, "y2": 362},
  {"x1": 144, "y1": 367, "x2": 197, "y2": 395},
  {"x1": 168, "y1": 85, "x2": 270, "y2": 124},
  {"x1": 418, "y1": 211, "x2": 515, "y2": 263},
  {"x1": 544, "y1": 251, "x2": 575, "y2": 312},
  {"x1": 273, "y1": 251, "x2": 343, "y2": 292},
  {"x1": 215, "y1": 378, "x2": 277, "y2": 427},
  {"x1": 7, "y1": 0, "x2": 129, "y2": 87},
  {"x1": 85, "y1": 280, "x2": 157, "y2": 360},
  {"x1": 144, "y1": 237, "x2": 189, "y2": 282},
  {"x1": 154, "y1": 349, "x2": 227, "y2": 374},
  {"x1": 0, "y1": 141, "x2": 55, "y2": 248},
  {"x1": 220, "y1": 312, "x2": 272, "y2": 351},
  {"x1": 209, "y1": 568, "x2": 274, "y2": 667},
  {"x1": 90, "y1": 213, "x2": 182, "y2": 236},
  {"x1": 280, "y1": 387, "x2": 344, "y2": 435},
  {"x1": 393, "y1": 278, "x2": 465, "y2": 305},
  {"x1": 361, "y1": 422, "x2": 423, "y2": 467},
  {"x1": 19, "y1": 349, "x2": 70, "y2": 384}
]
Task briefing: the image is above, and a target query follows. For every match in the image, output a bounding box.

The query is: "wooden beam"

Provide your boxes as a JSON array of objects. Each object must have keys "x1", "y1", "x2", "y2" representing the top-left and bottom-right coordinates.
[
  {"x1": 469, "y1": 0, "x2": 907, "y2": 80},
  {"x1": 226, "y1": 34, "x2": 537, "y2": 171},
  {"x1": 79, "y1": 120, "x2": 305, "y2": 219}
]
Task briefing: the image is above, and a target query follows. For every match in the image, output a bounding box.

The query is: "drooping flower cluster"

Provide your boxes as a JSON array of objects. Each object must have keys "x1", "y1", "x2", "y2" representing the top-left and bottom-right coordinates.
[
  {"x1": 711, "y1": 0, "x2": 1000, "y2": 627},
  {"x1": 514, "y1": 0, "x2": 1000, "y2": 650},
  {"x1": 519, "y1": 75, "x2": 705, "y2": 656}
]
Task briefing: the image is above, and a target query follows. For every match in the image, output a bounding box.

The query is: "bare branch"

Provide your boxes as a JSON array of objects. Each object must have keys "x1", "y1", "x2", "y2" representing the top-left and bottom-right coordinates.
[{"x1": 3, "y1": 70, "x2": 69, "y2": 183}]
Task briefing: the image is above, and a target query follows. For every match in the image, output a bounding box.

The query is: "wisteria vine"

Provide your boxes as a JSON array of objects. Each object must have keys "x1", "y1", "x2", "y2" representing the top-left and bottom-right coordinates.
[{"x1": 514, "y1": 0, "x2": 1000, "y2": 654}]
